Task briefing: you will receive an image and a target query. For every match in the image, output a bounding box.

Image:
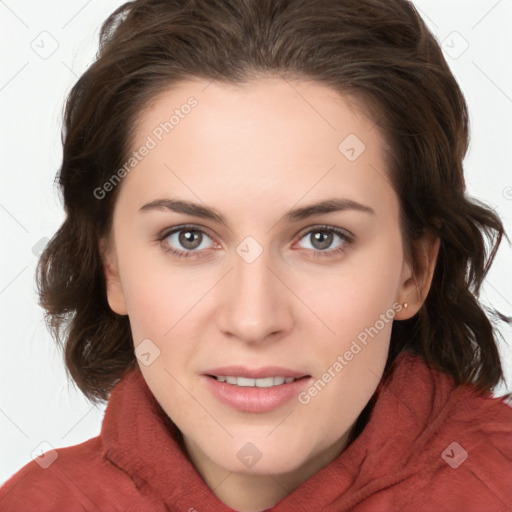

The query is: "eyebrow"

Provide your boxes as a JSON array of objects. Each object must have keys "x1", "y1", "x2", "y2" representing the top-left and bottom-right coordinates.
[{"x1": 139, "y1": 197, "x2": 375, "y2": 225}]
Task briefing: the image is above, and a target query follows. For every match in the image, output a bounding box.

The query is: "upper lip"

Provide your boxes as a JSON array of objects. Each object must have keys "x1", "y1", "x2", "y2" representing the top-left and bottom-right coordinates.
[{"x1": 203, "y1": 366, "x2": 309, "y2": 379}]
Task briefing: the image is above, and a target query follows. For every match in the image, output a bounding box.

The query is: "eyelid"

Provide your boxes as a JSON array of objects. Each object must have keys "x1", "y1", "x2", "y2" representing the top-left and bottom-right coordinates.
[
  {"x1": 295, "y1": 223, "x2": 354, "y2": 242},
  {"x1": 158, "y1": 224, "x2": 218, "y2": 243}
]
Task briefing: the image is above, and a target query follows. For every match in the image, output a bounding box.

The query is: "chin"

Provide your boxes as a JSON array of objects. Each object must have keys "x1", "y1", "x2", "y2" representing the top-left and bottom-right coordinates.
[{"x1": 202, "y1": 433, "x2": 325, "y2": 476}]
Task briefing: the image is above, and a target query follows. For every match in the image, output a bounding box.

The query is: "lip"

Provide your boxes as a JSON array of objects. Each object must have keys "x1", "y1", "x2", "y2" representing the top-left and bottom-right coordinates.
[
  {"x1": 201, "y1": 366, "x2": 312, "y2": 413},
  {"x1": 203, "y1": 366, "x2": 308, "y2": 379}
]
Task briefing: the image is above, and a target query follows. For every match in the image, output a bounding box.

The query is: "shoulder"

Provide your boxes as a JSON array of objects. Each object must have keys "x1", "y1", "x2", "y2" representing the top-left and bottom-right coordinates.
[
  {"x1": 0, "y1": 437, "x2": 100, "y2": 511},
  {"x1": 418, "y1": 388, "x2": 512, "y2": 510},
  {"x1": 0, "y1": 436, "x2": 161, "y2": 512},
  {"x1": 387, "y1": 353, "x2": 512, "y2": 509},
  {"x1": 441, "y1": 380, "x2": 512, "y2": 462}
]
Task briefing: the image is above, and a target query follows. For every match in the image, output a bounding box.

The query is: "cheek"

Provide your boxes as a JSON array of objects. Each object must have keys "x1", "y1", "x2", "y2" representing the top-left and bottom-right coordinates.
[
  {"x1": 122, "y1": 282, "x2": 171, "y2": 344},
  {"x1": 294, "y1": 236, "x2": 402, "y2": 419},
  {"x1": 114, "y1": 237, "x2": 198, "y2": 340},
  {"x1": 296, "y1": 235, "x2": 403, "y2": 420},
  {"x1": 117, "y1": 250, "x2": 213, "y2": 394},
  {"x1": 305, "y1": 234, "x2": 404, "y2": 346},
  {"x1": 121, "y1": 267, "x2": 204, "y2": 428}
]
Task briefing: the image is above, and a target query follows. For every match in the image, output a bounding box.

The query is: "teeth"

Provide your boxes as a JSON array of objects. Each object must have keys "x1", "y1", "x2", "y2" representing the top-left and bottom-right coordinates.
[
  {"x1": 238, "y1": 376, "x2": 256, "y2": 387},
  {"x1": 215, "y1": 376, "x2": 298, "y2": 387}
]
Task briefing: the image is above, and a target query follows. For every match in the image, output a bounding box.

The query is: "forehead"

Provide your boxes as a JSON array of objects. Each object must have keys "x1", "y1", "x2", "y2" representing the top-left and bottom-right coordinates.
[
  {"x1": 133, "y1": 76, "x2": 375, "y2": 158},
  {"x1": 121, "y1": 77, "x2": 397, "y2": 221}
]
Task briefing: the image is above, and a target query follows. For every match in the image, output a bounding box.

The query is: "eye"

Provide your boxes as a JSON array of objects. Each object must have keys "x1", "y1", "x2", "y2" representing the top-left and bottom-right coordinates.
[
  {"x1": 160, "y1": 225, "x2": 217, "y2": 258},
  {"x1": 295, "y1": 226, "x2": 353, "y2": 257}
]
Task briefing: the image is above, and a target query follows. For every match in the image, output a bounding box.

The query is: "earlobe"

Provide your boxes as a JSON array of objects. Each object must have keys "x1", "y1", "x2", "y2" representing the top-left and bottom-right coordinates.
[
  {"x1": 99, "y1": 237, "x2": 128, "y2": 316},
  {"x1": 396, "y1": 233, "x2": 440, "y2": 320}
]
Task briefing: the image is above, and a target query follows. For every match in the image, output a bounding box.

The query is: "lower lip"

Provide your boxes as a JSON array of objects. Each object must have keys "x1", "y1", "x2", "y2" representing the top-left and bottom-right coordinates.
[{"x1": 203, "y1": 376, "x2": 311, "y2": 413}]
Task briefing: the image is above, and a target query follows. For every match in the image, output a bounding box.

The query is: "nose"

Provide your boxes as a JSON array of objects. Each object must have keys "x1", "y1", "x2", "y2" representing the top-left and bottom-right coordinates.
[{"x1": 216, "y1": 245, "x2": 294, "y2": 345}]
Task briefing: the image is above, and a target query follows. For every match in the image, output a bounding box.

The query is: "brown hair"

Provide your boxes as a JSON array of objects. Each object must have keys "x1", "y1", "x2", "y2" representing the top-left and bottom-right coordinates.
[{"x1": 38, "y1": 0, "x2": 510, "y2": 403}]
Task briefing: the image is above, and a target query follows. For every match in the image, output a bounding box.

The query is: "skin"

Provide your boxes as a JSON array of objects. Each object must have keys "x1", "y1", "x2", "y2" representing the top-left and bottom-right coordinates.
[{"x1": 102, "y1": 76, "x2": 439, "y2": 511}]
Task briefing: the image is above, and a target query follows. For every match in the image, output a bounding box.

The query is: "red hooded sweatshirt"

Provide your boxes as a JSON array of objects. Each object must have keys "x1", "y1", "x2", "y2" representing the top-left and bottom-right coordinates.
[{"x1": 1, "y1": 350, "x2": 511, "y2": 511}]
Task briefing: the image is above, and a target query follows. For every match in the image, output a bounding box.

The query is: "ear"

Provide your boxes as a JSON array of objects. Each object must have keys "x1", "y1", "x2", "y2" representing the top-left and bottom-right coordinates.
[
  {"x1": 99, "y1": 236, "x2": 128, "y2": 316},
  {"x1": 395, "y1": 231, "x2": 440, "y2": 320}
]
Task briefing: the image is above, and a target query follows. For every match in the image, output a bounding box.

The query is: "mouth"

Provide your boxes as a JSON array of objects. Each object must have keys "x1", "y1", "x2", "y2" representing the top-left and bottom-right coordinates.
[
  {"x1": 207, "y1": 375, "x2": 308, "y2": 388},
  {"x1": 202, "y1": 366, "x2": 312, "y2": 413}
]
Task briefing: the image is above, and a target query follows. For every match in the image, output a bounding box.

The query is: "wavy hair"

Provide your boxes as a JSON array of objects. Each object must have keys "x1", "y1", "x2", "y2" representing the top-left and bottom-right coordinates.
[{"x1": 37, "y1": 0, "x2": 510, "y2": 402}]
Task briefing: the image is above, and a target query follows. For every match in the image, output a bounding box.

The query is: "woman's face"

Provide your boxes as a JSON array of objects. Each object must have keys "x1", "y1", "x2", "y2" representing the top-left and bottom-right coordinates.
[{"x1": 104, "y1": 77, "x2": 416, "y2": 484}]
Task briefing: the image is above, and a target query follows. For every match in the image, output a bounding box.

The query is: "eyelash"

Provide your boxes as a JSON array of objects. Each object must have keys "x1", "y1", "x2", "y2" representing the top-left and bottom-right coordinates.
[{"x1": 158, "y1": 224, "x2": 354, "y2": 261}]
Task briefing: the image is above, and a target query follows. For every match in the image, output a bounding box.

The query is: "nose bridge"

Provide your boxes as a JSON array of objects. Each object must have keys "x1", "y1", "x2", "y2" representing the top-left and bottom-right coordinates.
[{"x1": 217, "y1": 238, "x2": 292, "y2": 342}]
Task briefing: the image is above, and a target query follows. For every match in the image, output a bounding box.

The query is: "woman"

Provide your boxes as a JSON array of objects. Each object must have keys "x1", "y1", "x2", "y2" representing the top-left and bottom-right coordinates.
[{"x1": 1, "y1": 0, "x2": 511, "y2": 510}]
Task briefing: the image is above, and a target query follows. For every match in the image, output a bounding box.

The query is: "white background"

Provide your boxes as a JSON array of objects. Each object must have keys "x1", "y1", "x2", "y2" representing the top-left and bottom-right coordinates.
[{"x1": 1, "y1": 0, "x2": 511, "y2": 484}]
